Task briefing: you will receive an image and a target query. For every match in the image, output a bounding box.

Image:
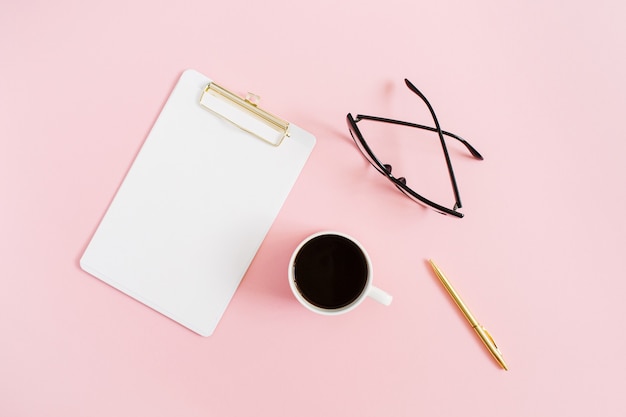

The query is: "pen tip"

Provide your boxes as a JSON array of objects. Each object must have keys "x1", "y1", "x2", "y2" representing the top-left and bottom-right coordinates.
[{"x1": 428, "y1": 259, "x2": 440, "y2": 272}]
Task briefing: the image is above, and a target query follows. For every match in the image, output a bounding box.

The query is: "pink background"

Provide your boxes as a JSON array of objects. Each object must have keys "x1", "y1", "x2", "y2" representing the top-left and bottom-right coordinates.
[{"x1": 2, "y1": 1, "x2": 625, "y2": 415}]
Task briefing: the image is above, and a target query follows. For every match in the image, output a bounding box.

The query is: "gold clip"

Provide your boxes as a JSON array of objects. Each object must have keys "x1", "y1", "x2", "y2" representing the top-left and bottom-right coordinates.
[
  {"x1": 199, "y1": 82, "x2": 290, "y2": 147},
  {"x1": 245, "y1": 92, "x2": 261, "y2": 107}
]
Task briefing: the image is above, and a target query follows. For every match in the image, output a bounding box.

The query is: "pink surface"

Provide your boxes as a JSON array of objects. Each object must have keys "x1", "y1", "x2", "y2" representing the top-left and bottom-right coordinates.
[{"x1": 2, "y1": 1, "x2": 625, "y2": 415}]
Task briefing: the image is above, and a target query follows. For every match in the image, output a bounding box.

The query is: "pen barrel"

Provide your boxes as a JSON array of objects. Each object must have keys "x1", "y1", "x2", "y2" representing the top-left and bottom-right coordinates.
[{"x1": 437, "y1": 274, "x2": 479, "y2": 327}]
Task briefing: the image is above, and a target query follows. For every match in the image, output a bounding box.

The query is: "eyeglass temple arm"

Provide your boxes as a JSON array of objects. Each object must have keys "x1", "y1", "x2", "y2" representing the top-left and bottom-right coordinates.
[
  {"x1": 353, "y1": 114, "x2": 484, "y2": 160},
  {"x1": 402, "y1": 79, "x2": 462, "y2": 209}
]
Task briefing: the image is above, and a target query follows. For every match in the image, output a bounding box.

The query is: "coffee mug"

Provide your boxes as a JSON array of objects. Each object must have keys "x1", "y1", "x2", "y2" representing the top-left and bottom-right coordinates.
[{"x1": 288, "y1": 231, "x2": 392, "y2": 315}]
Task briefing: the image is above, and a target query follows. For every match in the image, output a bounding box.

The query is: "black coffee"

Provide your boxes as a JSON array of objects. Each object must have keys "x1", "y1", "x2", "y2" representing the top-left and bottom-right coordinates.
[{"x1": 293, "y1": 234, "x2": 368, "y2": 309}]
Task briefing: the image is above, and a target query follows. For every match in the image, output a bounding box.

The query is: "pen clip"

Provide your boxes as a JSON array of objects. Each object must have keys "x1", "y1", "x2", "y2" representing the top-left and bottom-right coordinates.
[{"x1": 482, "y1": 326, "x2": 500, "y2": 351}]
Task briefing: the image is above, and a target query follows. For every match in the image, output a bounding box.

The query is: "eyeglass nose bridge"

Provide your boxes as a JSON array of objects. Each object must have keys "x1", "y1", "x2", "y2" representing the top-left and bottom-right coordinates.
[{"x1": 383, "y1": 164, "x2": 407, "y2": 186}]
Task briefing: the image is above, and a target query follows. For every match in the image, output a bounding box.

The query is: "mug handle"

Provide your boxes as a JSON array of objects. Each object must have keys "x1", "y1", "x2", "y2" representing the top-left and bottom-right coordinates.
[{"x1": 367, "y1": 285, "x2": 393, "y2": 306}]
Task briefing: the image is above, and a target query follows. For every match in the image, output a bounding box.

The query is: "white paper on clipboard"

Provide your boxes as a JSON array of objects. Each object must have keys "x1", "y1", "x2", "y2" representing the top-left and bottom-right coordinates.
[{"x1": 80, "y1": 69, "x2": 316, "y2": 336}]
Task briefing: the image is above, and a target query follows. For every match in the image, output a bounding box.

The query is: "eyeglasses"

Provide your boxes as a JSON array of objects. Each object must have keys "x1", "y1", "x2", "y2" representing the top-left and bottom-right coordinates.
[{"x1": 346, "y1": 79, "x2": 483, "y2": 218}]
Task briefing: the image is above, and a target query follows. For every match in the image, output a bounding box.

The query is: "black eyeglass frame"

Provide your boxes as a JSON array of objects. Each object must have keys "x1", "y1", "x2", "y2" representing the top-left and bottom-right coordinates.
[{"x1": 346, "y1": 79, "x2": 483, "y2": 218}]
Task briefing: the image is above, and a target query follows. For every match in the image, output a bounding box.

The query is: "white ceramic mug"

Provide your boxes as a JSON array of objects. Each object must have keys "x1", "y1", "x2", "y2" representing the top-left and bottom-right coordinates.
[{"x1": 288, "y1": 231, "x2": 392, "y2": 315}]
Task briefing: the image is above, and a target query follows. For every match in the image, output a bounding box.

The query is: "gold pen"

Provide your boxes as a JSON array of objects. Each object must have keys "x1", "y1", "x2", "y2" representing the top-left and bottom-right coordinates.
[{"x1": 429, "y1": 259, "x2": 508, "y2": 371}]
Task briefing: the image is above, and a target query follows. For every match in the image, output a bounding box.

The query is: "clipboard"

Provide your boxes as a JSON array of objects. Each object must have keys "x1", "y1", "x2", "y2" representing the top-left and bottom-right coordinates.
[{"x1": 80, "y1": 69, "x2": 316, "y2": 336}]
